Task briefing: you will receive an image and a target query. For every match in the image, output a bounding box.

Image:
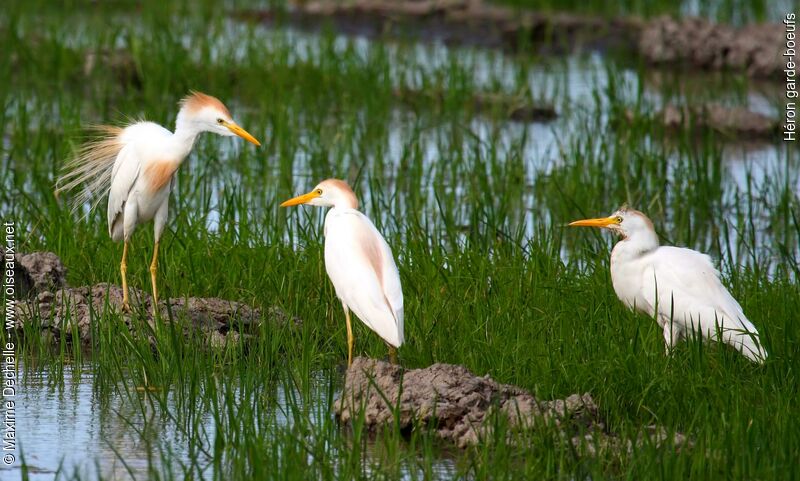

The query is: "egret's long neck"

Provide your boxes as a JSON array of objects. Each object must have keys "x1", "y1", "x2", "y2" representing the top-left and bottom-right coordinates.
[
  {"x1": 332, "y1": 193, "x2": 359, "y2": 210},
  {"x1": 172, "y1": 110, "x2": 202, "y2": 160},
  {"x1": 614, "y1": 227, "x2": 659, "y2": 261}
]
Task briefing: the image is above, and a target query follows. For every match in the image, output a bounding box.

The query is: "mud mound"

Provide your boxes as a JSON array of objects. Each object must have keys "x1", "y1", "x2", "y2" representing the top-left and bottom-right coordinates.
[
  {"x1": 14, "y1": 252, "x2": 67, "y2": 298},
  {"x1": 394, "y1": 87, "x2": 557, "y2": 122},
  {"x1": 82, "y1": 48, "x2": 142, "y2": 87},
  {"x1": 620, "y1": 103, "x2": 780, "y2": 140},
  {"x1": 334, "y1": 357, "x2": 690, "y2": 453},
  {"x1": 660, "y1": 103, "x2": 779, "y2": 139},
  {"x1": 640, "y1": 16, "x2": 786, "y2": 79},
  {"x1": 12, "y1": 252, "x2": 299, "y2": 345}
]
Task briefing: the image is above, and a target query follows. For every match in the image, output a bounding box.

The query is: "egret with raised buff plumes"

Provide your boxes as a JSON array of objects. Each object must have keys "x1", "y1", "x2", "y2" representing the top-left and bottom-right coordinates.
[
  {"x1": 570, "y1": 206, "x2": 768, "y2": 363},
  {"x1": 56, "y1": 91, "x2": 261, "y2": 312},
  {"x1": 280, "y1": 179, "x2": 404, "y2": 366}
]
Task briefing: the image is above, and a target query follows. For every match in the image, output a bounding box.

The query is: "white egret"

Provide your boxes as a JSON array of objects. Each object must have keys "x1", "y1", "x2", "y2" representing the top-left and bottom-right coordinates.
[
  {"x1": 280, "y1": 179, "x2": 404, "y2": 366},
  {"x1": 56, "y1": 91, "x2": 261, "y2": 311},
  {"x1": 569, "y1": 206, "x2": 767, "y2": 363}
]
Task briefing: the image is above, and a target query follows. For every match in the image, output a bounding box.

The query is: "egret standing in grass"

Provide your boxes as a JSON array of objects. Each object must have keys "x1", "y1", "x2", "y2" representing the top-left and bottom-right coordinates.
[
  {"x1": 569, "y1": 206, "x2": 767, "y2": 363},
  {"x1": 281, "y1": 179, "x2": 403, "y2": 366},
  {"x1": 56, "y1": 91, "x2": 261, "y2": 311}
]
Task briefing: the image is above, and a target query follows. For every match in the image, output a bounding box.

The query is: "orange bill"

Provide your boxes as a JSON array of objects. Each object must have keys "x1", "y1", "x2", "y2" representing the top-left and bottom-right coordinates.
[
  {"x1": 568, "y1": 216, "x2": 618, "y2": 228},
  {"x1": 224, "y1": 121, "x2": 261, "y2": 146},
  {"x1": 280, "y1": 190, "x2": 320, "y2": 207}
]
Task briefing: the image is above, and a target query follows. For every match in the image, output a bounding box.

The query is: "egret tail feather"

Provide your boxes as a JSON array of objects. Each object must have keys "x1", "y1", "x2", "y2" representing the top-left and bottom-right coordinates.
[{"x1": 55, "y1": 125, "x2": 125, "y2": 215}]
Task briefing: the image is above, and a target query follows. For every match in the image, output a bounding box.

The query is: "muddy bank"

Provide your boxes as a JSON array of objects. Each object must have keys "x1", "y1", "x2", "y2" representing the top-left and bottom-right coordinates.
[
  {"x1": 12, "y1": 252, "x2": 299, "y2": 345},
  {"x1": 240, "y1": 0, "x2": 641, "y2": 54},
  {"x1": 334, "y1": 357, "x2": 690, "y2": 453},
  {"x1": 82, "y1": 48, "x2": 142, "y2": 87},
  {"x1": 395, "y1": 87, "x2": 557, "y2": 122},
  {"x1": 621, "y1": 103, "x2": 780, "y2": 140},
  {"x1": 639, "y1": 16, "x2": 786, "y2": 79},
  {"x1": 658, "y1": 103, "x2": 779, "y2": 140},
  {"x1": 14, "y1": 252, "x2": 68, "y2": 298},
  {"x1": 239, "y1": 1, "x2": 788, "y2": 79}
]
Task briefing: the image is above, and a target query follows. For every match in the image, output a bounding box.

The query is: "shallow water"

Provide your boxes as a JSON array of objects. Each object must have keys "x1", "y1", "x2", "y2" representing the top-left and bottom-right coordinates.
[
  {"x1": 1, "y1": 363, "x2": 456, "y2": 481},
  {"x1": 2, "y1": 363, "x2": 207, "y2": 480}
]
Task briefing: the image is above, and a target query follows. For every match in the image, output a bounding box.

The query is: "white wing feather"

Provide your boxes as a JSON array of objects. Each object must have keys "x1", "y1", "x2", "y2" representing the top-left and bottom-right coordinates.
[
  {"x1": 106, "y1": 122, "x2": 175, "y2": 241},
  {"x1": 324, "y1": 209, "x2": 404, "y2": 347},
  {"x1": 108, "y1": 144, "x2": 141, "y2": 241},
  {"x1": 378, "y1": 234, "x2": 404, "y2": 344},
  {"x1": 640, "y1": 246, "x2": 766, "y2": 362},
  {"x1": 106, "y1": 144, "x2": 140, "y2": 241}
]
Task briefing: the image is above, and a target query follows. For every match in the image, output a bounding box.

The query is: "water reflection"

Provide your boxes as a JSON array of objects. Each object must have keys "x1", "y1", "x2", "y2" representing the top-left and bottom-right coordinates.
[{"x1": 1, "y1": 363, "x2": 456, "y2": 481}]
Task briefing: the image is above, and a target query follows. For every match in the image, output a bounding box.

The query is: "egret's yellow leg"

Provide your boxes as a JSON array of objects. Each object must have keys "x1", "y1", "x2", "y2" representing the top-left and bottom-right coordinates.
[
  {"x1": 120, "y1": 241, "x2": 131, "y2": 312},
  {"x1": 150, "y1": 241, "x2": 160, "y2": 311},
  {"x1": 345, "y1": 307, "x2": 354, "y2": 367},
  {"x1": 388, "y1": 345, "x2": 398, "y2": 365}
]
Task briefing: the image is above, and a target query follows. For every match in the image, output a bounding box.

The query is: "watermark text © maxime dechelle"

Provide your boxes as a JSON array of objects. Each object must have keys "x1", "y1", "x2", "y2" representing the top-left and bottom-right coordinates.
[
  {"x1": 2, "y1": 221, "x2": 17, "y2": 466},
  {"x1": 786, "y1": 13, "x2": 797, "y2": 141}
]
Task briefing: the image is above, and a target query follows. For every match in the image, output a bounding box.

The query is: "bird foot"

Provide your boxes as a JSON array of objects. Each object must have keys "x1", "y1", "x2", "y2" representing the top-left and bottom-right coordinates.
[{"x1": 121, "y1": 302, "x2": 132, "y2": 314}]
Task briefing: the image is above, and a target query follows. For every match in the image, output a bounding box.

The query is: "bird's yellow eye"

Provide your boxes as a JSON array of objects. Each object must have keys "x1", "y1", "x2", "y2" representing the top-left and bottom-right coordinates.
[
  {"x1": 216, "y1": 118, "x2": 224, "y2": 124},
  {"x1": 615, "y1": 216, "x2": 623, "y2": 223},
  {"x1": 316, "y1": 189, "x2": 323, "y2": 195}
]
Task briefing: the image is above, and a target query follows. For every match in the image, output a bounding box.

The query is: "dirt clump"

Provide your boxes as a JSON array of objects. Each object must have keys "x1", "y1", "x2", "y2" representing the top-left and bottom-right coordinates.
[
  {"x1": 659, "y1": 104, "x2": 778, "y2": 140},
  {"x1": 334, "y1": 357, "x2": 690, "y2": 453},
  {"x1": 639, "y1": 16, "x2": 787, "y2": 79},
  {"x1": 14, "y1": 252, "x2": 68, "y2": 298},
  {"x1": 11, "y1": 252, "x2": 299, "y2": 345},
  {"x1": 82, "y1": 48, "x2": 141, "y2": 87},
  {"x1": 394, "y1": 87, "x2": 557, "y2": 122}
]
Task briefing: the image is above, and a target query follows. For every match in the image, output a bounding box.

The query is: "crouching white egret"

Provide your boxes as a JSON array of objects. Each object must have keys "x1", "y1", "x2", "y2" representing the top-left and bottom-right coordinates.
[
  {"x1": 56, "y1": 91, "x2": 261, "y2": 311},
  {"x1": 570, "y1": 206, "x2": 767, "y2": 363},
  {"x1": 280, "y1": 179, "x2": 404, "y2": 366}
]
